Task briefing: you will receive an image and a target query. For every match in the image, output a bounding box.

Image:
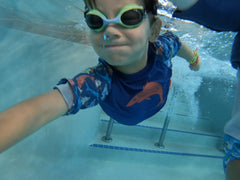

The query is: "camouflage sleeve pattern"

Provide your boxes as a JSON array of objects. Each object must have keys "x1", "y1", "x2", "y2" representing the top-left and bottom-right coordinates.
[
  {"x1": 57, "y1": 61, "x2": 112, "y2": 115},
  {"x1": 152, "y1": 31, "x2": 181, "y2": 60}
]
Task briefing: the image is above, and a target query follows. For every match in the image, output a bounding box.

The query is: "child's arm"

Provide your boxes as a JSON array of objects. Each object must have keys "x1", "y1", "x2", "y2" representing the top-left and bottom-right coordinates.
[
  {"x1": 177, "y1": 41, "x2": 201, "y2": 71},
  {"x1": 0, "y1": 90, "x2": 68, "y2": 153}
]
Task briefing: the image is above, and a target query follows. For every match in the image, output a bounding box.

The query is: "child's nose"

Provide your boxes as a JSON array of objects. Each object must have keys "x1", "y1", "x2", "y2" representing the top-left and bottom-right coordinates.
[{"x1": 103, "y1": 24, "x2": 121, "y2": 39}]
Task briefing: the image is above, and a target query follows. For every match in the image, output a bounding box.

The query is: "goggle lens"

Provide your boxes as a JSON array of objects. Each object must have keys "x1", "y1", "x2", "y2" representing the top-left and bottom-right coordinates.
[
  {"x1": 85, "y1": 4, "x2": 146, "y2": 32},
  {"x1": 121, "y1": 9, "x2": 144, "y2": 26},
  {"x1": 85, "y1": 14, "x2": 103, "y2": 30}
]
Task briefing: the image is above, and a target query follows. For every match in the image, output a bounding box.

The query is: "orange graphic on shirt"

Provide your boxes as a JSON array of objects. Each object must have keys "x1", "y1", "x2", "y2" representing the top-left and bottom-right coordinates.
[
  {"x1": 126, "y1": 82, "x2": 164, "y2": 107},
  {"x1": 156, "y1": 46, "x2": 163, "y2": 55},
  {"x1": 76, "y1": 75, "x2": 95, "y2": 88}
]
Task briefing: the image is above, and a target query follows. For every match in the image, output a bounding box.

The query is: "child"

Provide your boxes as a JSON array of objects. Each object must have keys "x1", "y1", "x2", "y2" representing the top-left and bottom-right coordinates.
[
  {"x1": 170, "y1": 0, "x2": 240, "y2": 179},
  {"x1": 0, "y1": 0, "x2": 200, "y2": 153}
]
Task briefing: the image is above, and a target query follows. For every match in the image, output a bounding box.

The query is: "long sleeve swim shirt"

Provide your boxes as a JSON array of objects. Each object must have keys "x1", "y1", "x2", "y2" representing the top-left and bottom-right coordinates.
[{"x1": 56, "y1": 32, "x2": 181, "y2": 125}]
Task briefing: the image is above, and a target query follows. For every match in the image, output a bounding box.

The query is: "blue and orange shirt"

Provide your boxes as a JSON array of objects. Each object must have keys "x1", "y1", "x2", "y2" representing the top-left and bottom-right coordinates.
[{"x1": 57, "y1": 32, "x2": 181, "y2": 125}]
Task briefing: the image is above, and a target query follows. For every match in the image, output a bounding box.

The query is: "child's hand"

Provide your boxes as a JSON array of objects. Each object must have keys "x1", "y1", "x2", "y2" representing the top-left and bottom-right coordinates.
[
  {"x1": 189, "y1": 55, "x2": 201, "y2": 71},
  {"x1": 189, "y1": 49, "x2": 201, "y2": 71}
]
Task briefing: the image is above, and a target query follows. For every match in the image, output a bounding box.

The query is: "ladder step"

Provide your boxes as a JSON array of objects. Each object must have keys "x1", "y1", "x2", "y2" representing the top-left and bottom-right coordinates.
[{"x1": 90, "y1": 120, "x2": 224, "y2": 158}]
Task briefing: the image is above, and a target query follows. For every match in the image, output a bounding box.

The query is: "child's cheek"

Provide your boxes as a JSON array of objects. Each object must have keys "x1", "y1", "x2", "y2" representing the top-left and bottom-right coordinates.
[{"x1": 89, "y1": 33, "x2": 102, "y2": 47}]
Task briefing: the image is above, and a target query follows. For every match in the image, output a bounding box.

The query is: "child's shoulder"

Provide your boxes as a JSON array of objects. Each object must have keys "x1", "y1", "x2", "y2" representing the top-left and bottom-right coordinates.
[
  {"x1": 158, "y1": 31, "x2": 179, "y2": 42},
  {"x1": 152, "y1": 31, "x2": 180, "y2": 50},
  {"x1": 150, "y1": 31, "x2": 181, "y2": 57}
]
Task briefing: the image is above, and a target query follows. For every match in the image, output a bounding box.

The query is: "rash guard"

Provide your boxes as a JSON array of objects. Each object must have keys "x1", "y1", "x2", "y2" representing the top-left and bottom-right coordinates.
[{"x1": 57, "y1": 32, "x2": 181, "y2": 125}]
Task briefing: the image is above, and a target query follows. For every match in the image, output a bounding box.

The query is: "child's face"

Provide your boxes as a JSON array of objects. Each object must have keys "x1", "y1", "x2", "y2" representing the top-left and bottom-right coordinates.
[{"x1": 87, "y1": 0, "x2": 159, "y2": 74}]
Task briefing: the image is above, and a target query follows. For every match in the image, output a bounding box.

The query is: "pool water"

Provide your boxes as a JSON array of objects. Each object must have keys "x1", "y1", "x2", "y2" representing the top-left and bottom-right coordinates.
[{"x1": 0, "y1": 0, "x2": 237, "y2": 179}]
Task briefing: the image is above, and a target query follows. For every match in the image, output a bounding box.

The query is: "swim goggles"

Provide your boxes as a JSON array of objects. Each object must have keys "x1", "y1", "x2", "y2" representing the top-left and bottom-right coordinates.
[{"x1": 84, "y1": 4, "x2": 147, "y2": 32}]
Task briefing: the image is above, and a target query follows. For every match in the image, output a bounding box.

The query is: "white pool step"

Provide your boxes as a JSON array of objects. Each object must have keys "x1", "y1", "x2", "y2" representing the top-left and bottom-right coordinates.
[{"x1": 90, "y1": 119, "x2": 224, "y2": 159}]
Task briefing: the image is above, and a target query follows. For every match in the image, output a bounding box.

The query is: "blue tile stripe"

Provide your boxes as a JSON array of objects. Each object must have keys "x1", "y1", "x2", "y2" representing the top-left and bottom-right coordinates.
[{"x1": 90, "y1": 143, "x2": 224, "y2": 159}]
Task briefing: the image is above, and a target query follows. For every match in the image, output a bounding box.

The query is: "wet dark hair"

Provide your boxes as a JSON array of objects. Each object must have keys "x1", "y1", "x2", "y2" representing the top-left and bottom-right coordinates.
[
  {"x1": 84, "y1": 0, "x2": 158, "y2": 15},
  {"x1": 145, "y1": 0, "x2": 158, "y2": 15}
]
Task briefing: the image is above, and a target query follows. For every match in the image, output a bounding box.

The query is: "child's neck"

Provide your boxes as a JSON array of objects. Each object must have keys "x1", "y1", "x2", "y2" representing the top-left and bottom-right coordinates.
[{"x1": 114, "y1": 54, "x2": 148, "y2": 74}]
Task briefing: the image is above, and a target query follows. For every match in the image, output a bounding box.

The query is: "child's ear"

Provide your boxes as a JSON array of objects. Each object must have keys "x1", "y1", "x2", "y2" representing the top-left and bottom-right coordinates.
[{"x1": 149, "y1": 17, "x2": 162, "y2": 43}]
